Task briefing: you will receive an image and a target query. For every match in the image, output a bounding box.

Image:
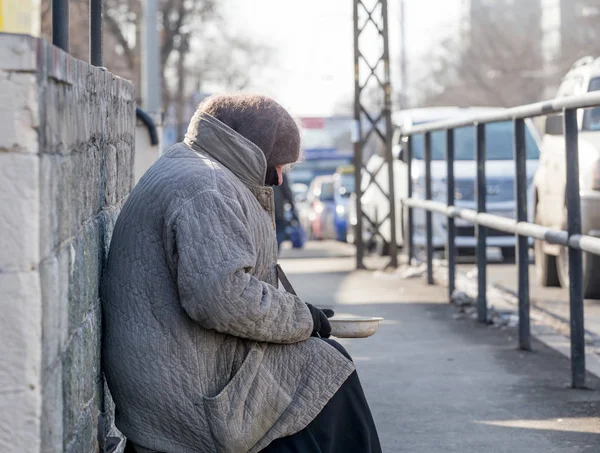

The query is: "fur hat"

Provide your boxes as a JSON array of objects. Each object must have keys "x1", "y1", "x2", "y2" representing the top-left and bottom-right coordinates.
[{"x1": 196, "y1": 94, "x2": 300, "y2": 167}]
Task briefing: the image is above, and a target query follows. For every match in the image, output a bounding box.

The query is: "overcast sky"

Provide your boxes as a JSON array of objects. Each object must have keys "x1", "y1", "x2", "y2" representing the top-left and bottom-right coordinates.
[{"x1": 224, "y1": 0, "x2": 461, "y2": 116}]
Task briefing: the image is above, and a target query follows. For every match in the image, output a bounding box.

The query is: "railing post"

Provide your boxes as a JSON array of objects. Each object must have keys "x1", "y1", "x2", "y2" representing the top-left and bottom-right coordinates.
[
  {"x1": 90, "y1": 0, "x2": 103, "y2": 66},
  {"x1": 425, "y1": 132, "x2": 434, "y2": 284},
  {"x1": 475, "y1": 123, "x2": 487, "y2": 323},
  {"x1": 52, "y1": 0, "x2": 70, "y2": 52},
  {"x1": 446, "y1": 129, "x2": 456, "y2": 301},
  {"x1": 406, "y1": 135, "x2": 414, "y2": 263},
  {"x1": 514, "y1": 118, "x2": 531, "y2": 350},
  {"x1": 564, "y1": 108, "x2": 586, "y2": 389}
]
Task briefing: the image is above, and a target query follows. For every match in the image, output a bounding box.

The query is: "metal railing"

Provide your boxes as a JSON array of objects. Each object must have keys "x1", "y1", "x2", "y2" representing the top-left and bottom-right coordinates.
[
  {"x1": 52, "y1": 0, "x2": 103, "y2": 66},
  {"x1": 402, "y1": 91, "x2": 600, "y2": 389}
]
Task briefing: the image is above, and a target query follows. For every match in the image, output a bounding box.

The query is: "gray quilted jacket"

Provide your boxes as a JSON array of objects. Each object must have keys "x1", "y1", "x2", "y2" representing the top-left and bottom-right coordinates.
[{"x1": 101, "y1": 112, "x2": 355, "y2": 453}]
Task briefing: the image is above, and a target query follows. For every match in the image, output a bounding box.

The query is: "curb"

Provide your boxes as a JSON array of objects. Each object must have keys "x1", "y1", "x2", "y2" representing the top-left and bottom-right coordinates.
[
  {"x1": 454, "y1": 268, "x2": 600, "y2": 381},
  {"x1": 402, "y1": 259, "x2": 600, "y2": 381}
]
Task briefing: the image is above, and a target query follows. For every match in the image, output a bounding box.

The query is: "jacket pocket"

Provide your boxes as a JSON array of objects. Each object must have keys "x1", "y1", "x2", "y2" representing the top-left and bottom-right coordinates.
[{"x1": 202, "y1": 348, "x2": 292, "y2": 453}]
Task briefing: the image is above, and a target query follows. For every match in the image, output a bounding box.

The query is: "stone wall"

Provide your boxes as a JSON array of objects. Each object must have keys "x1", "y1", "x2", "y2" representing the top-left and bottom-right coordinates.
[{"x1": 0, "y1": 34, "x2": 135, "y2": 453}]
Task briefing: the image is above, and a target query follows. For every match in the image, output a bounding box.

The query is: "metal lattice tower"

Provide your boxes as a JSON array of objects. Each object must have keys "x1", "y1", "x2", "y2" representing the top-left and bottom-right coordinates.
[{"x1": 353, "y1": 0, "x2": 398, "y2": 269}]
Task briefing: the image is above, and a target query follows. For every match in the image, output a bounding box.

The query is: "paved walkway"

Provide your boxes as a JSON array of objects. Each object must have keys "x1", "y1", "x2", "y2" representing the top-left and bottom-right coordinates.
[{"x1": 280, "y1": 242, "x2": 600, "y2": 453}]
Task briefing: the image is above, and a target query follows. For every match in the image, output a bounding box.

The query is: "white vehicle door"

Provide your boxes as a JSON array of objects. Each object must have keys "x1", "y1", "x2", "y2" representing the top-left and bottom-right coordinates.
[{"x1": 541, "y1": 76, "x2": 584, "y2": 230}]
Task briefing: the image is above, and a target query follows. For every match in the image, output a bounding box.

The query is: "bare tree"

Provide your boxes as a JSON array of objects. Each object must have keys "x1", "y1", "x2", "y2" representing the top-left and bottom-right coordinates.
[
  {"x1": 546, "y1": 3, "x2": 600, "y2": 94},
  {"x1": 41, "y1": 0, "x2": 272, "y2": 121},
  {"x1": 414, "y1": 0, "x2": 545, "y2": 108},
  {"x1": 412, "y1": 1, "x2": 600, "y2": 109}
]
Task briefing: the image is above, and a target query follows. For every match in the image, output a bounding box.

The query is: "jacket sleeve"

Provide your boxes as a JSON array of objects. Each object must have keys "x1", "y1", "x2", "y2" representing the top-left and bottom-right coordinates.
[{"x1": 171, "y1": 189, "x2": 313, "y2": 344}]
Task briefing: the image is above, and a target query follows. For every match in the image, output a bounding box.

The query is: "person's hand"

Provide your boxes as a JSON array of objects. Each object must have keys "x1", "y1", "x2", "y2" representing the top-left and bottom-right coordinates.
[{"x1": 306, "y1": 304, "x2": 334, "y2": 338}]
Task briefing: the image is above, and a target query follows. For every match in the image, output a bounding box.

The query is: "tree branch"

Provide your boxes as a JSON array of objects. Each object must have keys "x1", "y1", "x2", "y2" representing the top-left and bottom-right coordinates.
[{"x1": 104, "y1": 12, "x2": 136, "y2": 70}]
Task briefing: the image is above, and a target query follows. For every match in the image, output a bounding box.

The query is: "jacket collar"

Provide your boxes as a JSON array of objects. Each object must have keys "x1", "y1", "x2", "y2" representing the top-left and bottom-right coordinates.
[{"x1": 183, "y1": 111, "x2": 267, "y2": 188}]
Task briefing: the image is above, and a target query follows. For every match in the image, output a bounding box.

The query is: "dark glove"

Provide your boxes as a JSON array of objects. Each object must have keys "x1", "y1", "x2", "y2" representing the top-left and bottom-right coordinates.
[{"x1": 306, "y1": 304, "x2": 334, "y2": 338}]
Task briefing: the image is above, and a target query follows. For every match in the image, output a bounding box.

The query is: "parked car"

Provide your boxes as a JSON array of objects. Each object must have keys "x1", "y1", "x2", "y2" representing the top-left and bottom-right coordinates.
[
  {"x1": 292, "y1": 183, "x2": 311, "y2": 236},
  {"x1": 347, "y1": 108, "x2": 459, "y2": 250},
  {"x1": 355, "y1": 107, "x2": 541, "y2": 259},
  {"x1": 304, "y1": 175, "x2": 337, "y2": 240},
  {"x1": 534, "y1": 56, "x2": 600, "y2": 298},
  {"x1": 291, "y1": 183, "x2": 309, "y2": 205},
  {"x1": 332, "y1": 165, "x2": 355, "y2": 242}
]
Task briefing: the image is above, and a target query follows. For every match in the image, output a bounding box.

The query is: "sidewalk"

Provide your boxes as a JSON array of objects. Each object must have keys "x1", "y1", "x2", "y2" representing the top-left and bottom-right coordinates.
[{"x1": 280, "y1": 242, "x2": 600, "y2": 453}]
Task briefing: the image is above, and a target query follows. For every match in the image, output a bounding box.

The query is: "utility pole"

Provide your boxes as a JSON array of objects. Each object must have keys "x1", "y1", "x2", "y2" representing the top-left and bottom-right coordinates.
[
  {"x1": 353, "y1": 0, "x2": 398, "y2": 269},
  {"x1": 399, "y1": 0, "x2": 407, "y2": 109},
  {"x1": 141, "y1": 0, "x2": 162, "y2": 113},
  {"x1": 138, "y1": 0, "x2": 163, "y2": 172},
  {"x1": 176, "y1": 37, "x2": 189, "y2": 142}
]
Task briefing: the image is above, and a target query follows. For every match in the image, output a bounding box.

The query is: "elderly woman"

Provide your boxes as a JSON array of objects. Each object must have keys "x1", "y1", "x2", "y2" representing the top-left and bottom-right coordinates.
[{"x1": 101, "y1": 94, "x2": 381, "y2": 453}]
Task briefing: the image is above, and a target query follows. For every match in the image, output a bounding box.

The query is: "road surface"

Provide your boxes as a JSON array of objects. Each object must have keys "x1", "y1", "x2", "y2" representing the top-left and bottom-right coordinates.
[
  {"x1": 279, "y1": 241, "x2": 600, "y2": 452},
  {"x1": 455, "y1": 250, "x2": 600, "y2": 341}
]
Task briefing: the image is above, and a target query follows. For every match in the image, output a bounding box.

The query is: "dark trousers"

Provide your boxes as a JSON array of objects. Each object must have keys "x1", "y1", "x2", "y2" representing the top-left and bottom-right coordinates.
[
  {"x1": 276, "y1": 220, "x2": 286, "y2": 253},
  {"x1": 259, "y1": 339, "x2": 382, "y2": 453}
]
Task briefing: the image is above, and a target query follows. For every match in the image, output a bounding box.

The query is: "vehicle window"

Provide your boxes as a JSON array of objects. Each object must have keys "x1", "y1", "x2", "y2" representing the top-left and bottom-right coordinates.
[
  {"x1": 410, "y1": 121, "x2": 540, "y2": 161},
  {"x1": 583, "y1": 77, "x2": 600, "y2": 131},
  {"x1": 319, "y1": 182, "x2": 335, "y2": 201}
]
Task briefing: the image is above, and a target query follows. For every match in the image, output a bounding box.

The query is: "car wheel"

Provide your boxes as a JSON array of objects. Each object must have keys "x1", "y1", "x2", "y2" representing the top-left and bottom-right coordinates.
[
  {"x1": 375, "y1": 238, "x2": 390, "y2": 257},
  {"x1": 583, "y1": 253, "x2": 600, "y2": 299},
  {"x1": 306, "y1": 223, "x2": 314, "y2": 241},
  {"x1": 336, "y1": 223, "x2": 348, "y2": 243},
  {"x1": 501, "y1": 246, "x2": 516, "y2": 263},
  {"x1": 556, "y1": 243, "x2": 569, "y2": 290},
  {"x1": 457, "y1": 247, "x2": 476, "y2": 258},
  {"x1": 557, "y1": 246, "x2": 600, "y2": 299},
  {"x1": 534, "y1": 211, "x2": 560, "y2": 287}
]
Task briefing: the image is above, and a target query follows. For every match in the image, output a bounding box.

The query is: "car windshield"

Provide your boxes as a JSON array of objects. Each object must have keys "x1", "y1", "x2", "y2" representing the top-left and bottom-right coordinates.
[
  {"x1": 583, "y1": 77, "x2": 600, "y2": 131},
  {"x1": 319, "y1": 182, "x2": 335, "y2": 201},
  {"x1": 410, "y1": 121, "x2": 540, "y2": 160}
]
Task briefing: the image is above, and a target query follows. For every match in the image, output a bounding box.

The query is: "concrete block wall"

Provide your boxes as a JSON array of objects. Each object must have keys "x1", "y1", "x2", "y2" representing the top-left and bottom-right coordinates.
[{"x1": 0, "y1": 34, "x2": 135, "y2": 453}]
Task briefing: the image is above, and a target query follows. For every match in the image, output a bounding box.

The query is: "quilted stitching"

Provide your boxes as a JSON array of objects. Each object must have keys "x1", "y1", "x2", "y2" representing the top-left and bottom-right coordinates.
[{"x1": 101, "y1": 115, "x2": 355, "y2": 453}]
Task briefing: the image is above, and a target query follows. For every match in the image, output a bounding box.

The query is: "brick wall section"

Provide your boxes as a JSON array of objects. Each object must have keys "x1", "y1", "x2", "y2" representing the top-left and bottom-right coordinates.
[{"x1": 0, "y1": 34, "x2": 135, "y2": 453}]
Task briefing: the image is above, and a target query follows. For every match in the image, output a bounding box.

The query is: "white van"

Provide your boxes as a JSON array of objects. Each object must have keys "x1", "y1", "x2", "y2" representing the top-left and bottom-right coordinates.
[
  {"x1": 353, "y1": 107, "x2": 541, "y2": 259},
  {"x1": 534, "y1": 56, "x2": 600, "y2": 298}
]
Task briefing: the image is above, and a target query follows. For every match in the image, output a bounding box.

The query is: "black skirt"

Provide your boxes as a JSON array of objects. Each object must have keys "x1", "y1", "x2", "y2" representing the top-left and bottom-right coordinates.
[{"x1": 259, "y1": 339, "x2": 382, "y2": 453}]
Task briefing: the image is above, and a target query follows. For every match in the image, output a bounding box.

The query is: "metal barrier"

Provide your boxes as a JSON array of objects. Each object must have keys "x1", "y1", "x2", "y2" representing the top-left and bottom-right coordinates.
[
  {"x1": 402, "y1": 91, "x2": 600, "y2": 389},
  {"x1": 52, "y1": 0, "x2": 103, "y2": 65}
]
